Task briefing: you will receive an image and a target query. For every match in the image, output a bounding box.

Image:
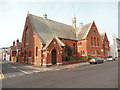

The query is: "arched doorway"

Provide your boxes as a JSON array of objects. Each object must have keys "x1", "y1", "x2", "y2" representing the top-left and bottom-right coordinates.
[{"x1": 52, "y1": 49, "x2": 56, "y2": 65}]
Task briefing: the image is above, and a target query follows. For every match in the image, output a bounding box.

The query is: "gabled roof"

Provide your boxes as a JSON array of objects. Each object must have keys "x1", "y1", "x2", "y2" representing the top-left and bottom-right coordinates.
[
  {"x1": 75, "y1": 22, "x2": 93, "y2": 40},
  {"x1": 100, "y1": 33, "x2": 107, "y2": 41},
  {"x1": 26, "y1": 13, "x2": 95, "y2": 50},
  {"x1": 42, "y1": 37, "x2": 65, "y2": 50},
  {"x1": 28, "y1": 14, "x2": 76, "y2": 44}
]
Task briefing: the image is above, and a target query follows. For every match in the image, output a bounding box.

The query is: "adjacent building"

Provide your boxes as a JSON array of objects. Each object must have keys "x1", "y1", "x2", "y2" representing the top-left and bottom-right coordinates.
[
  {"x1": 116, "y1": 38, "x2": 120, "y2": 57},
  {"x1": 10, "y1": 39, "x2": 22, "y2": 62},
  {"x1": 1, "y1": 47, "x2": 10, "y2": 61},
  {"x1": 108, "y1": 34, "x2": 118, "y2": 57},
  {"x1": 100, "y1": 33, "x2": 110, "y2": 59}
]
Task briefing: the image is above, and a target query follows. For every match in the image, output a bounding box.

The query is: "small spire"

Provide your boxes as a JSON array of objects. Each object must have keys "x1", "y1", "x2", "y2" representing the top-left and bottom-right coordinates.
[
  {"x1": 72, "y1": 4, "x2": 76, "y2": 28},
  {"x1": 73, "y1": 4, "x2": 75, "y2": 18}
]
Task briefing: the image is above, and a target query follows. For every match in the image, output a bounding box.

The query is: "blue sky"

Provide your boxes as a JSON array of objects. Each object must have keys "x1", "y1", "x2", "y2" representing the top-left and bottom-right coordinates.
[{"x1": 0, "y1": 0, "x2": 118, "y2": 47}]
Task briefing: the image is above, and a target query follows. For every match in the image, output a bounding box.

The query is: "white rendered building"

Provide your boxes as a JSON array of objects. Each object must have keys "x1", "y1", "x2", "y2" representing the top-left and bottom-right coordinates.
[{"x1": 108, "y1": 34, "x2": 118, "y2": 57}]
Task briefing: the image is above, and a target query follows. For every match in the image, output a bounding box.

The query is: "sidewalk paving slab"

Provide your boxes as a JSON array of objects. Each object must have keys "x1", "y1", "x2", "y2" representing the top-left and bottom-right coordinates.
[{"x1": 2, "y1": 60, "x2": 90, "y2": 72}]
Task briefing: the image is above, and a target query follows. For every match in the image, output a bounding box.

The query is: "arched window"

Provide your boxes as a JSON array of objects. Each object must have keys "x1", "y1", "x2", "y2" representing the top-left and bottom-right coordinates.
[
  {"x1": 24, "y1": 50, "x2": 26, "y2": 56},
  {"x1": 93, "y1": 31, "x2": 96, "y2": 34},
  {"x1": 80, "y1": 51, "x2": 82, "y2": 55},
  {"x1": 94, "y1": 37, "x2": 96, "y2": 46},
  {"x1": 29, "y1": 51, "x2": 31, "y2": 57},
  {"x1": 97, "y1": 50, "x2": 101, "y2": 55},
  {"x1": 78, "y1": 42, "x2": 82, "y2": 47},
  {"x1": 83, "y1": 51, "x2": 85, "y2": 54},
  {"x1": 73, "y1": 43, "x2": 76, "y2": 55},
  {"x1": 36, "y1": 47, "x2": 38, "y2": 56},
  {"x1": 25, "y1": 26, "x2": 29, "y2": 48},
  {"x1": 97, "y1": 38, "x2": 99, "y2": 46},
  {"x1": 91, "y1": 37, "x2": 93, "y2": 46}
]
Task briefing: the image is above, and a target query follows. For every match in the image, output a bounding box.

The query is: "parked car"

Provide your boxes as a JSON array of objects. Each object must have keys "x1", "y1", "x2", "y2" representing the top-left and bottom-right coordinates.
[
  {"x1": 106, "y1": 56, "x2": 115, "y2": 61},
  {"x1": 89, "y1": 57, "x2": 104, "y2": 64}
]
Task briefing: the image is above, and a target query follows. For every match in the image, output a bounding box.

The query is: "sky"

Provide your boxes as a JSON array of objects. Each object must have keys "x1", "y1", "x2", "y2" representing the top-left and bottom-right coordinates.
[{"x1": 0, "y1": 0, "x2": 118, "y2": 48}]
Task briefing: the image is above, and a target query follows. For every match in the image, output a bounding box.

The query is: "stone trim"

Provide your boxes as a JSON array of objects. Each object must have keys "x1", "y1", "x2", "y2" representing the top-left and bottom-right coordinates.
[
  {"x1": 35, "y1": 56, "x2": 38, "y2": 58},
  {"x1": 34, "y1": 62, "x2": 41, "y2": 65},
  {"x1": 42, "y1": 63, "x2": 52, "y2": 66},
  {"x1": 57, "y1": 63, "x2": 62, "y2": 65}
]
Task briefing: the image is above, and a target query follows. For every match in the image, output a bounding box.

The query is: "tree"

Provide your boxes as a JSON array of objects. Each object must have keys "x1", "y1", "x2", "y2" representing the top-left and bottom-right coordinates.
[{"x1": 62, "y1": 43, "x2": 72, "y2": 61}]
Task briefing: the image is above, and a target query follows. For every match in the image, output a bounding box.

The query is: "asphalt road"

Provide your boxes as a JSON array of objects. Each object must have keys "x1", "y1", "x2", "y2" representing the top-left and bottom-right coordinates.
[
  {"x1": 2, "y1": 58, "x2": 119, "y2": 88},
  {"x1": 1, "y1": 60, "x2": 40, "y2": 79}
]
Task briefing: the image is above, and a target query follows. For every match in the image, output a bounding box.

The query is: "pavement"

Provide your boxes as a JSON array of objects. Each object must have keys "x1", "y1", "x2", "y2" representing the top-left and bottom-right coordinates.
[{"x1": 23, "y1": 61, "x2": 90, "y2": 71}]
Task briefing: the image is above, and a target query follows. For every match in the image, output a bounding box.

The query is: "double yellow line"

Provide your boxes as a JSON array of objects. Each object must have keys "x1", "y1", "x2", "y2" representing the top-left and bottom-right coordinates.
[{"x1": 0, "y1": 71, "x2": 4, "y2": 79}]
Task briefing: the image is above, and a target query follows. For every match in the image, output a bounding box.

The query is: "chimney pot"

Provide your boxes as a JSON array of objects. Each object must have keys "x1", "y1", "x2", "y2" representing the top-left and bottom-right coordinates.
[
  {"x1": 17, "y1": 39, "x2": 19, "y2": 42},
  {"x1": 80, "y1": 22, "x2": 83, "y2": 26},
  {"x1": 13, "y1": 41, "x2": 15, "y2": 46},
  {"x1": 43, "y1": 14, "x2": 47, "y2": 19}
]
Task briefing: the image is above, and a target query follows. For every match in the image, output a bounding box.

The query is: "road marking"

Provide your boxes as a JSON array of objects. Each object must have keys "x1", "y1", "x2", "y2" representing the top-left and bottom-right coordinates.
[
  {"x1": 8, "y1": 64, "x2": 12, "y2": 67},
  {"x1": 11, "y1": 66, "x2": 17, "y2": 69},
  {"x1": 0, "y1": 71, "x2": 4, "y2": 79},
  {"x1": 32, "y1": 70, "x2": 41, "y2": 73},
  {"x1": 9, "y1": 75, "x2": 16, "y2": 78},
  {"x1": 18, "y1": 69, "x2": 29, "y2": 74}
]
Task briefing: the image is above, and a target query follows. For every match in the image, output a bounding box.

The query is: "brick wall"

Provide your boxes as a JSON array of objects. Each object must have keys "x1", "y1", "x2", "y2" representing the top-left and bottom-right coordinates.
[{"x1": 86, "y1": 22, "x2": 104, "y2": 58}]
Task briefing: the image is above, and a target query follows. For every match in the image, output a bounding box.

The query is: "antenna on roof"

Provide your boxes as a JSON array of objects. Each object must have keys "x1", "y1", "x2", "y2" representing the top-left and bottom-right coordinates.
[
  {"x1": 72, "y1": 4, "x2": 76, "y2": 28},
  {"x1": 73, "y1": 4, "x2": 76, "y2": 18}
]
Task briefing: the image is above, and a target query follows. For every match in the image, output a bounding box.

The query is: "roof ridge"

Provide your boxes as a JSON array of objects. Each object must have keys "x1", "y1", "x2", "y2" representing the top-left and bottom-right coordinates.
[{"x1": 29, "y1": 13, "x2": 74, "y2": 28}]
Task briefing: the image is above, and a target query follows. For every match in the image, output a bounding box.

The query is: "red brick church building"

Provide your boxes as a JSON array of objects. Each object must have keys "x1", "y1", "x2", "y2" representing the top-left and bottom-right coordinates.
[{"x1": 20, "y1": 13, "x2": 109, "y2": 67}]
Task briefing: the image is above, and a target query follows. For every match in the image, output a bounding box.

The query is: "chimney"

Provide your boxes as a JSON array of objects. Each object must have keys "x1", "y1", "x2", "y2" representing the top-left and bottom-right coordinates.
[
  {"x1": 13, "y1": 41, "x2": 15, "y2": 46},
  {"x1": 43, "y1": 14, "x2": 47, "y2": 19},
  {"x1": 80, "y1": 22, "x2": 83, "y2": 26},
  {"x1": 17, "y1": 39, "x2": 19, "y2": 43}
]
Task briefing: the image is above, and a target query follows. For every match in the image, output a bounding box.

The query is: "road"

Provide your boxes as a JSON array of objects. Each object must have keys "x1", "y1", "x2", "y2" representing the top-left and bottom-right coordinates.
[
  {"x1": 1, "y1": 60, "x2": 41, "y2": 79},
  {"x1": 2, "y1": 58, "x2": 119, "y2": 88}
]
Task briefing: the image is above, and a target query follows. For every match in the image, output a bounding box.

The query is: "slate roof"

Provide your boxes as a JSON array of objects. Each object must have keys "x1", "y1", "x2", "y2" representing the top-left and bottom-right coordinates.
[
  {"x1": 29, "y1": 14, "x2": 76, "y2": 44},
  {"x1": 42, "y1": 37, "x2": 65, "y2": 50},
  {"x1": 27, "y1": 13, "x2": 94, "y2": 49},
  {"x1": 75, "y1": 22, "x2": 93, "y2": 40}
]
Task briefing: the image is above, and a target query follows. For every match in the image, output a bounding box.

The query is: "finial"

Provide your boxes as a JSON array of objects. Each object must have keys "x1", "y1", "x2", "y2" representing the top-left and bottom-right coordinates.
[{"x1": 73, "y1": 4, "x2": 75, "y2": 18}]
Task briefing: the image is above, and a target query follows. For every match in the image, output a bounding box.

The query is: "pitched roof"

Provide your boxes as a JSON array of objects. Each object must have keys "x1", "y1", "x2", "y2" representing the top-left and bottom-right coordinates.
[
  {"x1": 100, "y1": 33, "x2": 106, "y2": 40},
  {"x1": 42, "y1": 37, "x2": 65, "y2": 50},
  {"x1": 28, "y1": 14, "x2": 76, "y2": 44},
  {"x1": 75, "y1": 22, "x2": 93, "y2": 40},
  {"x1": 27, "y1": 13, "x2": 95, "y2": 50}
]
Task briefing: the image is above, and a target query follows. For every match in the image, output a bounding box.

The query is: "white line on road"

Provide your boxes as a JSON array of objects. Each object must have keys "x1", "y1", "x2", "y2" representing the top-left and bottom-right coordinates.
[
  {"x1": 18, "y1": 69, "x2": 29, "y2": 74},
  {"x1": 11, "y1": 66, "x2": 17, "y2": 69},
  {"x1": 9, "y1": 75, "x2": 16, "y2": 78},
  {"x1": 32, "y1": 70, "x2": 41, "y2": 73}
]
